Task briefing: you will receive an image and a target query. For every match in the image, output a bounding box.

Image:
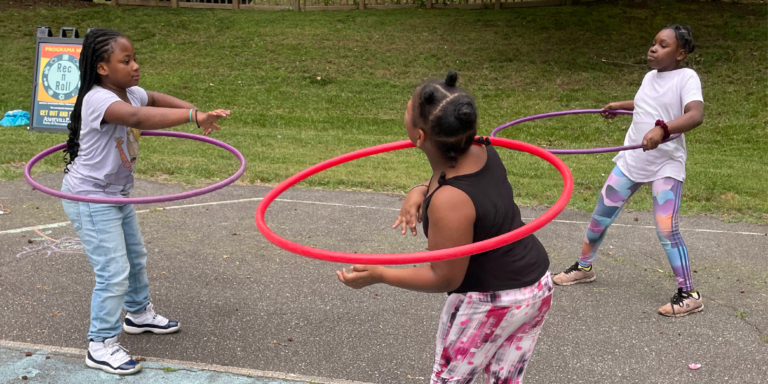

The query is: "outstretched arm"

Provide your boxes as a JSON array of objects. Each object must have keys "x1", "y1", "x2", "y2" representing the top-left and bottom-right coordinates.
[
  {"x1": 337, "y1": 186, "x2": 474, "y2": 293},
  {"x1": 146, "y1": 91, "x2": 197, "y2": 110},
  {"x1": 103, "y1": 101, "x2": 229, "y2": 136}
]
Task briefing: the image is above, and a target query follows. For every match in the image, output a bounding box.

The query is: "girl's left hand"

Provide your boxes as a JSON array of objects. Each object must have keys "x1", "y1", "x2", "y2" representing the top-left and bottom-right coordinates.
[
  {"x1": 393, "y1": 187, "x2": 427, "y2": 236},
  {"x1": 198, "y1": 109, "x2": 231, "y2": 136},
  {"x1": 336, "y1": 265, "x2": 384, "y2": 289},
  {"x1": 642, "y1": 126, "x2": 665, "y2": 151}
]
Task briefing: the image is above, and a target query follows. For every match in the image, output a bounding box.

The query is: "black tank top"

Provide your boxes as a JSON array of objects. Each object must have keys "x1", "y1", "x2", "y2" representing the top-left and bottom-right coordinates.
[{"x1": 422, "y1": 142, "x2": 550, "y2": 294}]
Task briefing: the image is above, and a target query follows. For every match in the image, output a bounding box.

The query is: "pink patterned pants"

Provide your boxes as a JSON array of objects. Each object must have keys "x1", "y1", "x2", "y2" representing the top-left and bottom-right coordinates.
[{"x1": 431, "y1": 272, "x2": 553, "y2": 384}]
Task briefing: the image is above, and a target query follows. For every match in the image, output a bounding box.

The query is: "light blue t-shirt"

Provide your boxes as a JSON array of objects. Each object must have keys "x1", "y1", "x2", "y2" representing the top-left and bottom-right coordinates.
[{"x1": 64, "y1": 85, "x2": 148, "y2": 197}]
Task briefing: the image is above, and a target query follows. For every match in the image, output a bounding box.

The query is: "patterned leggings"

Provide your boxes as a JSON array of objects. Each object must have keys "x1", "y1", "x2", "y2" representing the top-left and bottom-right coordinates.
[
  {"x1": 580, "y1": 165, "x2": 693, "y2": 291},
  {"x1": 431, "y1": 273, "x2": 553, "y2": 384}
]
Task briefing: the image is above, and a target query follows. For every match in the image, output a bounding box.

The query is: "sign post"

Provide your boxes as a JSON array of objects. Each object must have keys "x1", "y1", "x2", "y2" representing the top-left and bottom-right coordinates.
[{"x1": 30, "y1": 26, "x2": 85, "y2": 133}]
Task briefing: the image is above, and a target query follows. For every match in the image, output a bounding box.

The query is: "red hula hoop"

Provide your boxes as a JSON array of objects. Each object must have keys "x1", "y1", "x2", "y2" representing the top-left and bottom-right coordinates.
[{"x1": 255, "y1": 137, "x2": 573, "y2": 265}]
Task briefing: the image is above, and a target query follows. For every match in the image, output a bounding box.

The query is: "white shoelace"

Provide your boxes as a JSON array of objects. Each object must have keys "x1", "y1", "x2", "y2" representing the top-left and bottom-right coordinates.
[
  {"x1": 101, "y1": 340, "x2": 131, "y2": 366},
  {"x1": 146, "y1": 303, "x2": 158, "y2": 320},
  {"x1": 107, "y1": 342, "x2": 129, "y2": 357},
  {"x1": 142, "y1": 303, "x2": 168, "y2": 324}
]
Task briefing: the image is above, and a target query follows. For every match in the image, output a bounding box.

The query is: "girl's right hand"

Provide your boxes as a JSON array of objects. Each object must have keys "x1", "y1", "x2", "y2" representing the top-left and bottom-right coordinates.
[
  {"x1": 198, "y1": 109, "x2": 231, "y2": 136},
  {"x1": 336, "y1": 265, "x2": 384, "y2": 289},
  {"x1": 393, "y1": 186, "x2": 428, "y2": 236},
  {"x1": 601, "y1": 103, "x2": 619, "y2": 120}
]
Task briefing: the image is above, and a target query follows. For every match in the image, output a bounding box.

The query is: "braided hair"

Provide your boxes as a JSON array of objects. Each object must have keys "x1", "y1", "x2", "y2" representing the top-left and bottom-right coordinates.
[
  {"x1": 63, "y1": 29, "x2": 124, "y2": 172},
  {"x1": 412, "y1": 71, "x2": 477, "y2": 168},
  {"x1": 663, "y1": 24, "x2": 695, "y2": 55}
]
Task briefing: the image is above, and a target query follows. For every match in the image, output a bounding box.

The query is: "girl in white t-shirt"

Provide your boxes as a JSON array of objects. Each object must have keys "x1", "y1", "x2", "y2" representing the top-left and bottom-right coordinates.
[
  {"x1": 60, "y1": 29, "x2": 230, "y2": 375},
  {"x1": 553, "y1": 25, "x2": 705, "y2": 318}
]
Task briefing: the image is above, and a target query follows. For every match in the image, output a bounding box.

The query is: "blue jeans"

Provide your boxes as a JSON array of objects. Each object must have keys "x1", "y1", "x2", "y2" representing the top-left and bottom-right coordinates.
[{"x1": 61, "y1": 181, "x2": 150, "y2": 341}]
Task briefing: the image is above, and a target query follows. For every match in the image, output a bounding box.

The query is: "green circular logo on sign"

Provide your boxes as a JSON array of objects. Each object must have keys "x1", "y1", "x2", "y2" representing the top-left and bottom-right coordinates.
[{"x1": 42, "y1": 54, "x2": 80, "y2": 100}]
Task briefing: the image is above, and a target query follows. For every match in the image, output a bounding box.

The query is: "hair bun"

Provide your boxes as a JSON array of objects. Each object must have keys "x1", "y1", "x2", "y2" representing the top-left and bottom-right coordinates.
[
  {"x1": 454, "y1": 100, "x2": 477, "y2": 124},
  {"x1": 421, "y1": 85, "x2": 437, "y2": 105},
  {"x1": 445, "y1": 71, "x2": 458, "y2": 88}
]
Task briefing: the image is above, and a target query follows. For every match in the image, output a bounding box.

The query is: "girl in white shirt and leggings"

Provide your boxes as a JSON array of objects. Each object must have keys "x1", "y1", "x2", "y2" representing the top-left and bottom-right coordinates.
[{"x1": 553, "y1": 25, "x2": 705, "y2": 318}]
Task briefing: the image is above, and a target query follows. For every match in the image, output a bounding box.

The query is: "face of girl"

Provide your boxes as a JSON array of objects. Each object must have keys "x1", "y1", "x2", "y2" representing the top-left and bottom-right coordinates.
[
  {"x1": 98, "y1": 37, "x2": 141, "y2": 89},
  {"x1": 647, "y1": 29, "x2": 686, "y2": 72}
]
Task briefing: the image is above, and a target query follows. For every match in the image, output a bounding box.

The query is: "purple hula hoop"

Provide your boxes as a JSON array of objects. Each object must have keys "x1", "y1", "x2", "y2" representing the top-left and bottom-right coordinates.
[
  {"x1": 490, "y1": 109, "x2": 681, "y2": 154},
  {"x1": 24, "y1": 130, "x2": 246, "y2": 204}
]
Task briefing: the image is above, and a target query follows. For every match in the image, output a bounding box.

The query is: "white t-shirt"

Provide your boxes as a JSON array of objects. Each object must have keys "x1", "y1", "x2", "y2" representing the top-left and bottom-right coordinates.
[
  {"x1": 64, "y1": 86, "x2": 148, "y2": 197},
  {"x1": 613, "y1": 68, "x2": 703, "y2": 183}
]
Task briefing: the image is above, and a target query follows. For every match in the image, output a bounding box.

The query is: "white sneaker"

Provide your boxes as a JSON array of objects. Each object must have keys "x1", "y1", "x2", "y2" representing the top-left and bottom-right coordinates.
[
  {"x1": 123, "y1": 303, "x2": 180, "y2": 334},
  {"x1": 86, "y1": 336, "x2": 142, "y2": 375}
]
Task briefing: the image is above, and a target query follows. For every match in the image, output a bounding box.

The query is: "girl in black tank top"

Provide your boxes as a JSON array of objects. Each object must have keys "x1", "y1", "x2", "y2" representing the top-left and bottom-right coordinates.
[
  {"x1": 337, "y1": 72, "x2": 553, "y2": 383},
  {"x1": 422, "y1": 142, "x2": 549, "y2": 294}
]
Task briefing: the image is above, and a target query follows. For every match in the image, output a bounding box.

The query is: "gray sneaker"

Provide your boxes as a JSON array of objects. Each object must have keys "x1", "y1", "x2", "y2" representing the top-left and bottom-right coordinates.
[
  {"x1": 658, "y1": 288, "x2": 704, "y2": 317},
  {"x1": 553, "y1": 262, "x2": 596, "y2": 286}
]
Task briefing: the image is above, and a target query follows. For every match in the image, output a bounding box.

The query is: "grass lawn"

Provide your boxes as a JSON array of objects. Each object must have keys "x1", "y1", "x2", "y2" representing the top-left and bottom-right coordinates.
[{"x1": 0, "y1": 0, "x2": 765, "y2": 222}]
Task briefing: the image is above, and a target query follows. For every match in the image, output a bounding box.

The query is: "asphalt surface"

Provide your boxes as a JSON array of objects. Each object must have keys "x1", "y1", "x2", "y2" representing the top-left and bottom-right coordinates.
[
  {"x1": 1, "y1": 173, "x2": 766, "y2": 383},
  {"x1": 0, "y1": 342, "x2": 323, "y2": 384}
]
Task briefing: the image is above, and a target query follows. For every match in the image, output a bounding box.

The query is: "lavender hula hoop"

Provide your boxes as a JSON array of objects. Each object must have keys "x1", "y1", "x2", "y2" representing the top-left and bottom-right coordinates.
[
  {"x1": 25, "y1": 131, "x2": 246, "y2": 204},
  {"x1": 490, "y1": 109, "x2": 680, "y2": 155}
]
